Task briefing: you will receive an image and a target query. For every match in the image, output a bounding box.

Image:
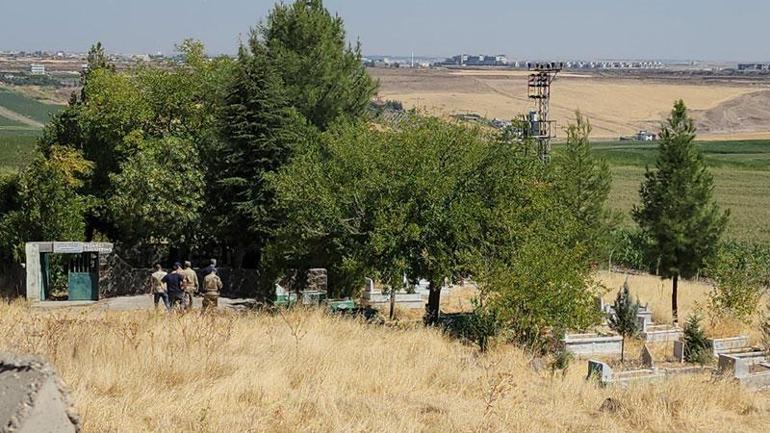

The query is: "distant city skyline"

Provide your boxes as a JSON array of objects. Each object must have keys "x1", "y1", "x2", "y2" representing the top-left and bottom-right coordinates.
[{"x1": 3, "y1": 0, "x2": 770, "y2": 62}]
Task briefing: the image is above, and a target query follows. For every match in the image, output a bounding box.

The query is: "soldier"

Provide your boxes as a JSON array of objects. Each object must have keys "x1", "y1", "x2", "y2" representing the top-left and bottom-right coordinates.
[
  {"x1": 162, "y1": 263, "x2": 186, "y2": 310},
  {"x1": 148, "y1": 264, "x2": 169, "y2": 310},
  {"x1": 202, "y1": 268, "x2": 223, "y2": 311},
  {"x1": 180, "y1": 261, "x2": 199, "y2": 310}
]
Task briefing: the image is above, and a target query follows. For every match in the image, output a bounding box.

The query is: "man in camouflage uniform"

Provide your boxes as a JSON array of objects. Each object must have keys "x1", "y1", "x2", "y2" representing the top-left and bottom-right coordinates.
[
  {"x1": 202, "y1": 268, "x2": 223, "y2": 311},
  {"x1": 148, "y1": 264, "x2": 169, "y2": 310},
  {"x1": 180, "y1": 261, "x2": 198, "y2": 310}
]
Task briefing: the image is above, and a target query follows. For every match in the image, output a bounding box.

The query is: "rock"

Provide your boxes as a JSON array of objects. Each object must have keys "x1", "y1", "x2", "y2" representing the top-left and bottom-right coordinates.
[
  {"x1": 599, "y1": 397, "x2": 622, "y2": 414},
  {"x1": 0, "y1": 352, "x2": 80, "y2": 433}
]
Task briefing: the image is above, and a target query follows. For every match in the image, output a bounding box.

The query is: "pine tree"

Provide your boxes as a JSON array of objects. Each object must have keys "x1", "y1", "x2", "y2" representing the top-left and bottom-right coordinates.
[
  {"x1": 552, "y1": 112, "x2": 613, "y2": 262},
  {"x1": 259, "y1": 0, "x2": 377, "y2": 130},
  {"x1": 608, "y1": 280, "x2": 640, "y2": 362},
  {"x1": 209, "y1": 41, "x2": 304, "y2": 267},
  {"x1": 632, "y1": 100, "x2": 729, "y2": 324},
  {"x1": 682, "y1": 313, "x2": 711, "y2": 364}
]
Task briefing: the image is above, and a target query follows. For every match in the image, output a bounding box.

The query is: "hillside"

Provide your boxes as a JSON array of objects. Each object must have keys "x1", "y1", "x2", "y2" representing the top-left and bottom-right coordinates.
[{"x1": 0, "y1": 268, "x2": 766, "y2": 433}]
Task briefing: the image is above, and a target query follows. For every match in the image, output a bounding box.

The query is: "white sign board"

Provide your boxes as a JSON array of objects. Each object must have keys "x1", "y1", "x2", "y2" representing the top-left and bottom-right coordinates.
[
  {"x1": 82, "y1": 243, "x2": 113, "y2": 254},
  {"x1": 53, "y1": 242, "x2": 83, "y2": 254}
]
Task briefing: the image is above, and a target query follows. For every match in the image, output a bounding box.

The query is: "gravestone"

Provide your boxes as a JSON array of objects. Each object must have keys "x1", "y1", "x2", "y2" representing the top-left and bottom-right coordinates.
[
  {"x1": 640, "y1": 344, "x2": 655, "y2": 369},
  {"x1": 587, "y1": 360, "x2": 613, "y2": 383},
  {"x1": 307, "y1": 268, "x2": 328, "y2": 292}
]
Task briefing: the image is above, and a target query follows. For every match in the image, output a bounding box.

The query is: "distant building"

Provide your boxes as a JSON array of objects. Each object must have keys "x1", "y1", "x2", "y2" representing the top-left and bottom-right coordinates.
[
  {"x1": 440, "y1": 54, "x2": 508, "y2": 67},
  {"x1": 636, "y1": 131, "x2": 657, "y2": 141},
  {"x1": 30, "y1": 64, "x2": 45, "y2": 75},
  {"x1": 737, "y1": 63, "x2": 770, "y2": 71}
]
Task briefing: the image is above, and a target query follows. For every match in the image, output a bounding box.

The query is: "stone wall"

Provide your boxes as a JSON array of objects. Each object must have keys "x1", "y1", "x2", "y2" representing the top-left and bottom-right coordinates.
[
  {"x1": 0, "y1": 263, "x2": 24, "y2": 298},
  {"x1": 102, "y1": 255, "x2": 259, "y2": 298}
]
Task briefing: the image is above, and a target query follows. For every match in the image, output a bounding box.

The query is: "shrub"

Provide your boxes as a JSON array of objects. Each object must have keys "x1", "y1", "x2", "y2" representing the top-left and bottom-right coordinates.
[
  {"x1": 683, "y1": 313, "x2": 712, "y2": 364},
  {"x1": 607, "y1": 280, "x2": 641, "y2": 362},
  {"x1": 707, "y1": 245, "x2": 764, "y2": 322}
]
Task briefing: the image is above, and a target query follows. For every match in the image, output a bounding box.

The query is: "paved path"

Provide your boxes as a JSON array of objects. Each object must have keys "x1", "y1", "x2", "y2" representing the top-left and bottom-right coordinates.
[{"x1": 31, "y1": 295, "x2": 257, "y2": 312}]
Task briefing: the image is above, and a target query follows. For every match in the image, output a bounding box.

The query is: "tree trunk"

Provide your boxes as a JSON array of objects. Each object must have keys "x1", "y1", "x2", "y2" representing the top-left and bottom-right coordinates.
[
  {"x1": 672, "y1": 274, "x2": 679, "y2": 325},
  {"x1": 389, "y1": 286, "x2": 396, "y2": 320},
  {"x1": 425, "y1": 280, "x2": 441, "y2": 325}
]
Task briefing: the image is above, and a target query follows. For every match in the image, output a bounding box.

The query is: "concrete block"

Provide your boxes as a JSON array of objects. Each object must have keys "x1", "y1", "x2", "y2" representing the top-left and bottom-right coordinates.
[
  {"x1": 709, "y1": 336, "x2": 750, "y2": 357},
  {"x1": 564, "y1": 334, "x2": 623, "y2": 357},
  {"x1": 24, "y1": 243, "x2": 41, "y2": 302},
  {"x1": 587, "y1": 360, "x2": 612, "y2": 382},
  {"x1": 642, "y1": 325, "x2": 682, "y2": 342},
  {"x1": 0, "y1": 352, "x2": 80, "y2": 433}
]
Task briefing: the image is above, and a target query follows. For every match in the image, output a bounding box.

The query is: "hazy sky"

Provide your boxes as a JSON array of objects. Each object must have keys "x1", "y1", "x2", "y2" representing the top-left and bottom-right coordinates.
[{"x1": 2, "y1": 0, "x2": 769, "y2": 61}]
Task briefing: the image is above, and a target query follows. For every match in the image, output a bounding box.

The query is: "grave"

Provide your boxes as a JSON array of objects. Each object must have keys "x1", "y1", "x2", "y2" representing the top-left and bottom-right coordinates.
[
  {"x1": 708, "y1": 336, "x2": 753, "y2": 357},
  {"x1": 586, "y1": 360, "x2": 664, "y2": 386},
  {"x1": 564, "y1": 333, "x2": 623, "y2": 357},
  {"x1": 0, "y1": 353, "x2": 80, "y2": 433},
  {"x1": 641, "y1": 324, "x2": 683, "y2": 342},
  {"x1": 718, "y1": 353, "x2": 770, "y2": 390},
  {"x1": 362, "y1": 278, "x2": 423, "y2": 309}
]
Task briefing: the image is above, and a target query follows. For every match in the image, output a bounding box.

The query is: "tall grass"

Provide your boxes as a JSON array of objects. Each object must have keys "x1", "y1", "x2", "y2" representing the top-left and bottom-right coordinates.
[{"x1": 0, "y1": 291, "x2": 767, "y2": 433}]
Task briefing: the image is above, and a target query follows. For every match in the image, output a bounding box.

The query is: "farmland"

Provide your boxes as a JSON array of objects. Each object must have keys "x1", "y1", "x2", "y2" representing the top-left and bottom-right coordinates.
[
  {"x1": 0, "y1": 86, "x2": 64, "y2": 127},
  {"x1": 372, "y1": 68, "x2": 770, "y2": 141},
  {"x1": 583, "y1": 140, "x2": 770, "y2": 244}
]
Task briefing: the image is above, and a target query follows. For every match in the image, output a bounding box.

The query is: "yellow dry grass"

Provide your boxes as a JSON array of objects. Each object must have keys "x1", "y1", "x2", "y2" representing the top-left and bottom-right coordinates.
[
  {"x1": 1, "y1": 274, "x2": 769, "y2": 433},
  {"x1": 372, "y1": 69, "x2": 770, "y2": 139}
]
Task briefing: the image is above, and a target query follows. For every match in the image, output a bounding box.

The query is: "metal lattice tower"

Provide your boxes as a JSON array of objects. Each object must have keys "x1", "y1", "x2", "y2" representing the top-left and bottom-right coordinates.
[{"x1": 527, "y1": 62, "x2": 562, "y2": 162}]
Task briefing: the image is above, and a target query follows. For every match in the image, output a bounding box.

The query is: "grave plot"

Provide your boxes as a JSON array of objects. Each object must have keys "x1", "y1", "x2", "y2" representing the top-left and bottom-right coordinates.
[
  {"x1": 718, "y1": 352, "x2": 770, "y2": 390},
  {"x1": 564, "y1": 333, "x2": 623, "y2": 357},
  {"x1": 600, "y1": 298, "x2": 682, "y2": 342},
  {"x1": 586, "y1": 345, "x2": 713, "y2": 386},
  {"x1": 361, "y1": 278, "x2": 424, "y2": 309}
]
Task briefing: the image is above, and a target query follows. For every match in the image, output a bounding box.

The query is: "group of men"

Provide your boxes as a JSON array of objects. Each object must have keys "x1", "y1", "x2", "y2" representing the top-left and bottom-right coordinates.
[{"x1": 148, "y1": 259, "x2": 223, "y2": 311}]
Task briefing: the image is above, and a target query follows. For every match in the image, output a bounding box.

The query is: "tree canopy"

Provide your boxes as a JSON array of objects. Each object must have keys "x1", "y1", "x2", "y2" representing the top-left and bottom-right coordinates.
[{"x1": 633, "y1": 100, "x2": 729, "y2": 323}]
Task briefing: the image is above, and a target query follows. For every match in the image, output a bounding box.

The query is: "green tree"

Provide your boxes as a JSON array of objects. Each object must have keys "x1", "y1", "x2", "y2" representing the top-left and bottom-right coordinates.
[
  {"x1": 209, "y1": 42, "x2": 304, "y2": 267},
  {"x1": 707, "y1": 244, "x2": 764, "y2": 322},
  {"x1": 682, "y1": 313, "x2": 711, "y2": 364},
  {"x1": 267, "y1": 117, "x2": 601, "y2": 336},
  {"x1": 107, "y1": 136, "x2": 205, "y2": 256},
  {"x1": 0, "y1": 147, "x2": 92, "y2": 261},
  {"x1": 551, "y1": 112, "x2": 614, "y2": 262},
  {"x1": 260, "y1": 0, "x2": 377, "y2": 130},
  {"x1": 632, "y1": 100, "x2": 729, "y2": 323},
  {"x1": 607, "y1": 280, "x2": 640, "y2": 362}
]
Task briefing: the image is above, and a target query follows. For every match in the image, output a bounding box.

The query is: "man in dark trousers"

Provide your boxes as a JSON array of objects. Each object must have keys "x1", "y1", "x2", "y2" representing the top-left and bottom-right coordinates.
[{"x1": 162, "y1": 263, "x2": 186, "y2": 310}]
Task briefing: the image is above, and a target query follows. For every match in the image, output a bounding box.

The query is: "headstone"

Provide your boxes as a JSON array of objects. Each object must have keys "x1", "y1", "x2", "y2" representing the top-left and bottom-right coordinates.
[
  {"x1": 641, "y1": 344, "x2": 655, "y2": 369},
  {"x1": 673, "y1": 340, "x2": 685, "y2": 363},
  {"x1": 587, "y1": 360, "x2": 613, "y2": 383},
  {"x1": 365, "y1": 277, "x2": 378, "y2": 295}
]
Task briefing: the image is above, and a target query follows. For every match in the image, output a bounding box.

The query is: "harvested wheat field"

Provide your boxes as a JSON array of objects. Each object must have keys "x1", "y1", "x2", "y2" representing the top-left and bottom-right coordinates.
[
  {"x1": 1, "y1": 273, "x2": 769, "y2": 433},
  {"x1": 372, "y1": 68, "x2": 770, "y2": 140}
]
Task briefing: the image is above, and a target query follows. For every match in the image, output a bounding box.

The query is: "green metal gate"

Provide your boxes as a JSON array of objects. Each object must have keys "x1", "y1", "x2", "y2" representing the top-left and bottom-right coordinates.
[{"x1": 67, "y1": 252, "x2": 99, "y2": 301}]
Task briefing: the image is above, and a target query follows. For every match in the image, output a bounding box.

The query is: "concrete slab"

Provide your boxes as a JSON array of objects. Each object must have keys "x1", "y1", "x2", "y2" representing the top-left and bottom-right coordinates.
[{"x1": 565, "y1": 334, "x2": 623, "y2": 357}]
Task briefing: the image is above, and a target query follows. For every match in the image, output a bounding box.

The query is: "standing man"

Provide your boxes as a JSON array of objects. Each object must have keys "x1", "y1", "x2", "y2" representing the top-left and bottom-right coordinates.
[
  {"x1": 162, "y1": 263, "x2": 186, "y2": 311},
  {"x1": 203, "y1": 258, "x2": 217, "y2": 276},
  {"x1": 181, "y1": 261, "x2": 199, "y2": 310},
  {"x1": 148, "y1": 264, "x2": 169, "y2": 310},
  {"x1": 202, "y1": 268, "x2": 223, "y2": 311}
]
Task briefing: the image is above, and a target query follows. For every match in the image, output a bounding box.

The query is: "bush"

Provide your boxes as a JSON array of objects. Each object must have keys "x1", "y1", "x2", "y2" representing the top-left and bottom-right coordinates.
[
  {"x1": 440, "y1": 298, "x2": 500, "y2": 352},
  {"x1": 683, "y1": 314, "x2": 712, "y2": 364},
  {"x1": 707, "y1": 244, "x2": 765, "y2": 322}
]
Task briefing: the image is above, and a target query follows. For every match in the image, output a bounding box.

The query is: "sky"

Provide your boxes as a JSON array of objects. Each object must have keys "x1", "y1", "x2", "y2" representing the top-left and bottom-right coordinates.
[{"x1": 2, "y1": 0, "x2": 769, "y2": 61}]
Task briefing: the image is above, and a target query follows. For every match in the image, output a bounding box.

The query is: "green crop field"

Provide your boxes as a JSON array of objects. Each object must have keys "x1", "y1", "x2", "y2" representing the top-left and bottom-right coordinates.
[
  {"x1": 0, "y1": 134, "x2": 39, "y2": 175},
  {"x1": 0, "y1": 87, "x2": 63, "y2": 124},
  {"x1": 582, "y1": 140, "x2": 770, "y2": 244},
  {"x1": 0, "y1": 115, "x2": 26, "y2": 128}
]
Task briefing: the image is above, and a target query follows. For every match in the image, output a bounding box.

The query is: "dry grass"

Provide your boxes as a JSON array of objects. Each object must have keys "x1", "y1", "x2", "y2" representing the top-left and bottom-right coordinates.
[
  {"x1": 1, "y1": 276, "x2": 769, "y2": 433},
  {"x1": 372, "y1": 68, "x2": 770, "y2": 139}
]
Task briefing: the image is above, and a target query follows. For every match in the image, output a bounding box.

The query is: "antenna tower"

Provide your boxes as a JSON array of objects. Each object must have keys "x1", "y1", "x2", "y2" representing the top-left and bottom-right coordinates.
[{"x1": 527, "y1": 62, "x2": 562, "y2": 162}]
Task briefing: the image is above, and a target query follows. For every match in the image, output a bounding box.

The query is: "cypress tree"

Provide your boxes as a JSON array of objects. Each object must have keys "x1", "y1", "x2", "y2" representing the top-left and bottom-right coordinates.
[
  {"x1": 632, "y1": 100, "x2": 728, "y2": 324},
  {"x1": 608, "y1": 280, "x2": 640, "y2": 362},
  {"x1": 209, "y1": 40, "x2": 304, "y2": 267},
  {"x1": 259, "y1": 0, "x2": 377, "y2": 130}
]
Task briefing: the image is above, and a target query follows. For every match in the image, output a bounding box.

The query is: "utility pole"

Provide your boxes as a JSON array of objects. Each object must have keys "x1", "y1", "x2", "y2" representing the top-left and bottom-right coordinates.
[{"x1": 527, "y1": 62, "x2": 562, "y2": 163}]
